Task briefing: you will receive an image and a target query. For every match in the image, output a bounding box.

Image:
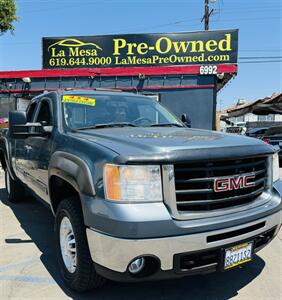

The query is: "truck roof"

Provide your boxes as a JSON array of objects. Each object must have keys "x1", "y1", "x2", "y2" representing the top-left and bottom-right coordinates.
[{"x1": 34, "y1": 89, "x2": 146, "y2": 100}]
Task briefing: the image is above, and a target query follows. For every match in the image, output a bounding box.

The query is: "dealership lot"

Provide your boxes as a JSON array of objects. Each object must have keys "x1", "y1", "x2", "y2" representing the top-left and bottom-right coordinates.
[{"x1": 0, "y1": 169, "x2": 281, "y2": 300}]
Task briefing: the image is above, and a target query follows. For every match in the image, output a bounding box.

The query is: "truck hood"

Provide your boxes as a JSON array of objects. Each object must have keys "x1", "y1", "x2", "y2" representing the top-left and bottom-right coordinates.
[{"x1": 71, "y1": 127, "x2": 275, "y2": 163}]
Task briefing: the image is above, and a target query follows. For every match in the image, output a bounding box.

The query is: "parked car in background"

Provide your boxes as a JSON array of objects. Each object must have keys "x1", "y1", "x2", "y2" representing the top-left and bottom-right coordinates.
[
  {"x1": 261, "y1": 126, "x2": 282, "y2": 164},
  {"x1": 246, "y1": 127, "x2": 269, "y2": 139}
]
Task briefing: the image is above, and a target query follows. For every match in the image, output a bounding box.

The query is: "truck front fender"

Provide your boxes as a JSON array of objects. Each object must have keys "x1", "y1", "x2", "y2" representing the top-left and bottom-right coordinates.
[{"x1": 48, "y1": 151, "x2": 96, "y2": 198}]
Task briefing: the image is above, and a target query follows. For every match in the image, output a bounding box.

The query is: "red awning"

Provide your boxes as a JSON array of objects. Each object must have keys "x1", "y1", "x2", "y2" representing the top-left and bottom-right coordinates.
[{"x1": 0, "y1": 64, "x2": 237, "y2": 79}]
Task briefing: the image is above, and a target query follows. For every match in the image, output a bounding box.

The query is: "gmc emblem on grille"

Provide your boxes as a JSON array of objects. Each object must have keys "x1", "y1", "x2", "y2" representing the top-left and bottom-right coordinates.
[{"x1": 214, "y1": 175, "x2": 256, "y2": 192}]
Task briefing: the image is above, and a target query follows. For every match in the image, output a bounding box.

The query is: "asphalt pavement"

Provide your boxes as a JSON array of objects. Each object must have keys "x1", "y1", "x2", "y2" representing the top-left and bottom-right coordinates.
[{"x1": 0, "y1": 169, "x2": 281, "y2": 300}]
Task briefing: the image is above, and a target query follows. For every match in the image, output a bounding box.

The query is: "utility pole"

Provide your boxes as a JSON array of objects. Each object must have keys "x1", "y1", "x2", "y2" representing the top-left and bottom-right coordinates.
[
  {"x1": 201, "y1": 0, "x2": 215, "y2": 31},
  {"x1": 204, "y1": 0, "x2": 209, "y2": 31}
]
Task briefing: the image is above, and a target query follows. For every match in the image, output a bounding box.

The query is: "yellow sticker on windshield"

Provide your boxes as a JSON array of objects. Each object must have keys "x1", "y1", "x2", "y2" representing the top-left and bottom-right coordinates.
[{"x1": 62, "y1": 95, "x2": 96, "y2": 106}]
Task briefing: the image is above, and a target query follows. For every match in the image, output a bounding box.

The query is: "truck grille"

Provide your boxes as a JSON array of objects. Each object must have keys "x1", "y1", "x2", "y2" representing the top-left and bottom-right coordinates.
[{"x1": 174, "y1": 157, "x2": 267, "y2": 212}]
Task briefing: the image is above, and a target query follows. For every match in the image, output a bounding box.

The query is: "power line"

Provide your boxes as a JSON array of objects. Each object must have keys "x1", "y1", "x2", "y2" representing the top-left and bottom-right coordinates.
[
  {"x1": 239, "y1": 56, "x2": 282, "y2": 59},
  {"x1": 216, "y1": 5, "x2": 281, "y2": 12},
  {"x1": 210, "y1": 16, "x2": 281, "y2": 22},
  {"x1": 127, "y1": 17, "x2": 200, "y2": 32},
  {"x1": 238, "y1": 60, "x2": 282, "y2": 64},
  {"x1": 175, "y1": 16, "x2": 280, "y2": 27},
  {"x1": 217, "y1": 4, "x2": 281, "y2": 9},
  {"x1": 240, "y1": 49, "x2": 282, "y2": 52}
]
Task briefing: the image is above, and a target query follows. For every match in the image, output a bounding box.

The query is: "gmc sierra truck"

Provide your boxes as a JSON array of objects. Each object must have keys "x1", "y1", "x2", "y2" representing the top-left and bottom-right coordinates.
[{"x1": 0, "y1": 90, "x2": 281, "y2": 292}]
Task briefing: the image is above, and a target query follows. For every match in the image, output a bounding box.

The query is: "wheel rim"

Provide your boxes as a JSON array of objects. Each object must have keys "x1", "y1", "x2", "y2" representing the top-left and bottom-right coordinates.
[
  {"x1": 6, "y1": 171, "x2": 10, "y2": 195},
  {"x1": 59, "y1": 216, "x2": 77, "y2": 273}
]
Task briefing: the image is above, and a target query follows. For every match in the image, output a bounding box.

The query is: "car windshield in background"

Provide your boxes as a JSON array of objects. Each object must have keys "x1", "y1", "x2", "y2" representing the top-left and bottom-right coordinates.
[{"x1": 62, "y1": 94, "x2": 183, "y2": 130}]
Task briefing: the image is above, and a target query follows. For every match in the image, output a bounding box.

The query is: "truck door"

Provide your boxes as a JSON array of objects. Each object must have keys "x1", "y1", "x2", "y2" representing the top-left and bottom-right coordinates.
[
  {"x1": 14, "y1": 102, "x2": 37, "y2": 185},
  {"x1": 24, "y1": 98, "x2": 54, "y2": 202}
]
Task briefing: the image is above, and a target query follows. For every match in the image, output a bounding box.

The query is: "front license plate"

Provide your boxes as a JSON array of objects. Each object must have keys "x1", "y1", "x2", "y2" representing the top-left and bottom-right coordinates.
[{"x1": 224, "y1": 242, "x2": 253, "y2": 270}]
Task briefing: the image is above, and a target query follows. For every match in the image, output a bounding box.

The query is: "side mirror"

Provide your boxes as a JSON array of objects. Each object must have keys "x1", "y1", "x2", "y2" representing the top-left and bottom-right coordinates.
[
  {"x1": 9, "y1": 111, "x2": 53, "y2": 139},
  {"x1": 181, "y1": 113, "x2": 191, "y2": 128},
  {"x1": 9, "y1": 111, "x2": 28, "y2": 139}
]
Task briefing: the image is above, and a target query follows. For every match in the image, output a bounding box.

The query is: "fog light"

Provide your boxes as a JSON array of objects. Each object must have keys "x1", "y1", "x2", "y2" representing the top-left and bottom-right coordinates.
[{"x1": 128, "y1": 257, "x2": 145, "y2": 274}]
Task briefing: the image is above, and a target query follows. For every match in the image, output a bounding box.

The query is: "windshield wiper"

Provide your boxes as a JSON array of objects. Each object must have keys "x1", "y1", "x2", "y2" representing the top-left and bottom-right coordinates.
[
  {"x1": 150, "y1": 123, "x2": 184, "y2": 128},
  {"x1": 74, "y1": 122, "x2": 138, "y2": 130}
]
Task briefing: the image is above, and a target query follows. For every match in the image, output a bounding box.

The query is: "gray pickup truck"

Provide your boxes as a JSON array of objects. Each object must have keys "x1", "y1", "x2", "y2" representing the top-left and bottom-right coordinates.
[{"x1": 0, "y1": 90, "x2": 281, "y2": 292}]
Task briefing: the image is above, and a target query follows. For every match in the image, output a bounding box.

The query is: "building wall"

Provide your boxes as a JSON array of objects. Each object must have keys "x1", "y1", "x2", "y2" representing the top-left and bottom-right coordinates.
[
  {"x1": 0, "y1": 74, "x2": 217, "y2": 130},
  {"x1": 159, "y1": 88, "x2": 215, "y2": 130},
  {"x1": 0, "y1": 96, "x2": 16, "y2": 118},
  {"x1": 230, "y1": 113, "x2": 282, "y2": 124}
]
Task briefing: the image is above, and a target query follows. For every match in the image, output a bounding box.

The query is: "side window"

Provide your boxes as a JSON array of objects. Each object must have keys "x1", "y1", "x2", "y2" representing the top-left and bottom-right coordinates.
[
  {"x1": 26, "y1": 103, "x2": 37, "y2": 122},
  {"x1": 35, "y1": 100, "x2": 53, "y2": 126}
]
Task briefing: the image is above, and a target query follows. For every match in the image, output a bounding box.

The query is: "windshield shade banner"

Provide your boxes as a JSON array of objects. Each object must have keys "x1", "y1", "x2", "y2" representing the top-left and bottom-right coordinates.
[{"x1": 42, "y1": 29, "x2": 238, "y2": 69}]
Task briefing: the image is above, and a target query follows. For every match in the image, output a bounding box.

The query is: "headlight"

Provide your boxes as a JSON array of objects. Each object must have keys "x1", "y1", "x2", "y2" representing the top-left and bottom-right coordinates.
[
  {"x1": 103, "y1": 164, "x2": 163, "y2": 202},
  {"x1": 272, "y1": 153, "x2": 280, "y2": 182}
]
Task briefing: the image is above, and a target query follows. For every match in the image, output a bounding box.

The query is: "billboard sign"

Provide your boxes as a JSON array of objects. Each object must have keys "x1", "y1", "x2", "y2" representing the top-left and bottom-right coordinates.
[{"x1": 42, "y1": 29, "x2": 238, "y2": 69}]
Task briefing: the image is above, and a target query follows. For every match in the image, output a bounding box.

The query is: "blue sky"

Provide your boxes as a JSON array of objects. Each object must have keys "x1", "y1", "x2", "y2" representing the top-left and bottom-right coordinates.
[{"x1": 0, "y1": 0, "x2": 281, "y2": 108}]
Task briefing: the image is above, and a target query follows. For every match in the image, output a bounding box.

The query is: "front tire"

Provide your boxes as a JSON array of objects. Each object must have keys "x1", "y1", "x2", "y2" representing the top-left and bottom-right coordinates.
[
  {"x1": 55, "y1": 198, "x2": 105, "y2": 292},
  {"x1": 5, "y1": 170, "x2": 26, "y2": 203}
]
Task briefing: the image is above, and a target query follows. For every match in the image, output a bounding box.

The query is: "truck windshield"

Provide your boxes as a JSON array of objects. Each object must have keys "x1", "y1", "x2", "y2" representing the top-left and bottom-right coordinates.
[{"x1": 62, "y1": 94, "x2": 183, "y2": 129}]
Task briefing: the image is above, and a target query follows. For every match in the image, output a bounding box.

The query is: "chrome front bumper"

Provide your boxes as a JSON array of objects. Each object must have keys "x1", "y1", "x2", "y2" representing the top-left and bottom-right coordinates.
[{"x1": 86, "y1": 210, "x2": 281, "y2": 273}]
